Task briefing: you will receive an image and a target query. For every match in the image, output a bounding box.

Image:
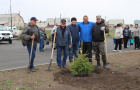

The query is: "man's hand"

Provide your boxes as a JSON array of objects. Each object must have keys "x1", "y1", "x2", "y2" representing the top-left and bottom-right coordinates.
[
  {"x1": 101, "y1": 27, "x2": 105, "y2": 31},
  {"x1": 54, "y1": 31, "x2": 57, "y2": 35},
  {"x1": 69, "y1": 45, "x2": 72, "y2": 48},
  {"x1": 31, "y1": 35, "x2": 35, "y2": 39}
]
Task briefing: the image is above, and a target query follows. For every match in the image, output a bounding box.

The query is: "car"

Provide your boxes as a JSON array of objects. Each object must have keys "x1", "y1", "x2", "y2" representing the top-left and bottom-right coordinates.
[
  {"x1": 9, "y1": 29, "x2": 22, "y2": 37},
  {"x1": 0, "y1": 26, "x2": 13, "y2": 44},
  {"x1": 5, "y1": 26, "x2": 17, "y2": 30}
]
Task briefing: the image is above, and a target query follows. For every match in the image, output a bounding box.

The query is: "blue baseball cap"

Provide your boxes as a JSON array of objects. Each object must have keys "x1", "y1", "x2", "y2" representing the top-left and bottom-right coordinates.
[{"x1": 30, "y1": 17, "x2": 38, "y2": 21}]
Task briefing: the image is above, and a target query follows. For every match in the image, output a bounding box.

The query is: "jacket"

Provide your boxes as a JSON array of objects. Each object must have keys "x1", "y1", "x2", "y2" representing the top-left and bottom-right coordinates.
[
  {"x1": 78, "y1": 22, "x2": 95, "y2": 42},
  {"x1": 39, "y1": 27, "x2": 47, "y2": 39},
  {"x1": 92, "y1": 22, "x2": 105, "y2": 42},
  {"x1": 115, "y1": 27, "x2": 123, "y2": 39},
  {"x1": 123, "y1": 28, "x2": 131, "y2": 38},
  {"x1": 133, "y1": 27, "x2": 140, "y2": 37},
  {"x1": 55, "y1": 26, "x2": 72, "y2": 47},
  {"x1": 67, "y1": 24, "x2": 80, "y2": 45},
  {"x1": 22, "y1": 23, "x2": 40, "y2": 45}
]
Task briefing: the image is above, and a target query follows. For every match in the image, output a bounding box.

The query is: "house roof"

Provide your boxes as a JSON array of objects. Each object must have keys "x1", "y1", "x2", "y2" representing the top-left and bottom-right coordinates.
[{"x1": 108, "y1": 19, "x2": 124, "y2": 26}]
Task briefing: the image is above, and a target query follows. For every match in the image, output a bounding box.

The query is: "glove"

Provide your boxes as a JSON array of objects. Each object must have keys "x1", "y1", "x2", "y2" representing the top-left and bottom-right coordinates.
[{"x1": 101, "y1": 27, "x2": 105, "y2": 31}]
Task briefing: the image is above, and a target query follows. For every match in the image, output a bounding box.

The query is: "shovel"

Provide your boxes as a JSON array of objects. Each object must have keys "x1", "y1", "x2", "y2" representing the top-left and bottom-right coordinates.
[{"x1": 47, "y1": 27, "x2": 57, "y2": 71}]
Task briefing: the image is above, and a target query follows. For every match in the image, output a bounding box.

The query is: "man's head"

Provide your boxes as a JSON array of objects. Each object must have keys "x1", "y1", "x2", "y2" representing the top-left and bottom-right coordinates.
[
  {"x1": 60, "y1": 19, "x2": 66, "y2": 28},
  {"x1": 135, "y1": 24, "x2": 138, "y2": 28},
  {"x1": 71, "y1": 17, "x2": 77, "y2": 25},
  {"x1": 83, "y1": 15, "x2": 88, "y2": 24},
  {"x1": 30, "y1": 17, "x2": 38, "y2": 26},
  {"x1": 117, "y1": 24, "x2": 121, "y2": 27},
  {"x1": 96, "y1": 15, "x2": 102, "y2": 23}
]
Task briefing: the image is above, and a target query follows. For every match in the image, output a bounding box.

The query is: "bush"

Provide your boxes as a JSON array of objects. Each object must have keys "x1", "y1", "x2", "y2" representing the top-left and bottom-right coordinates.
[
  {"x1": 70, "y1": 53, "x2": 94, "y2": 76},
  {"x1": 18, "y1": 33, "x2": 22, "y2": 39}
]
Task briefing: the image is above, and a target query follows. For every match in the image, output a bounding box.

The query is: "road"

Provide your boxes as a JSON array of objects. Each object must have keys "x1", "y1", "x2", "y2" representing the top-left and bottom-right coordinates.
[{"x1": 0, "y1": 38, "x2": 135, "y2": 71}]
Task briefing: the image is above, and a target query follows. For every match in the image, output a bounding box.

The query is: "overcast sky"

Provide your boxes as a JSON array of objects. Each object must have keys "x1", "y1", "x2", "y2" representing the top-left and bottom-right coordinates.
[{"x1": 0, "y1": 0, "x2": 140, "y2": 24}]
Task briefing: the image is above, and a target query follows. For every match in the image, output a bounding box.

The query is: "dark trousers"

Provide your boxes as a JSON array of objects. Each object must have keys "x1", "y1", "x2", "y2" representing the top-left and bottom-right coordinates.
[
  {"x1": 124, "y1": 36, "x2": 129, "y2": 48},
  {"x1": 134, "y1": 37, "x2": 139, "y2": 49},
  {"x1": 83, "y1": 42, "x2": 92, "y2": 62},
  {"x1": 114, "y1": 39, "x2": 122, "y2": 50},
  {"x1": 27, "y1": 45, "x2": 37, "y2": 69},
  {"x1": 39, "y1": 38, "x2": 44, "y2": 51}
]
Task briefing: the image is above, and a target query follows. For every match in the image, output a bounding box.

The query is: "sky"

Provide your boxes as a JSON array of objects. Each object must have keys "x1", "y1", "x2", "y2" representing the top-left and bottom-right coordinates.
[{"x1": 0, "y1": 0, "x2": 140, "y2": 24}]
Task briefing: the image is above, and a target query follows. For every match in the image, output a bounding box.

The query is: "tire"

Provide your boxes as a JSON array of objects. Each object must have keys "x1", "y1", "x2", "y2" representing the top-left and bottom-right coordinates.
[{"x1": 9, "y1": 40, "x2": 12, "y2": 44}]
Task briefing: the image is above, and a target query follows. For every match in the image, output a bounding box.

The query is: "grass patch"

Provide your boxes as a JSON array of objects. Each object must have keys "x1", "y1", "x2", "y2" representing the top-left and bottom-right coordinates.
[{"x1": 106, "y1": 29, "x2": 115, "y2": 38}]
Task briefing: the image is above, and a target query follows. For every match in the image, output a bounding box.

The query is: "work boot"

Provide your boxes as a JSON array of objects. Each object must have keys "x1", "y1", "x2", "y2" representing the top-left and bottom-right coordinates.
[
  {"x1": 30, "y1": 68, "x2": 37, "y2": 72},
  {"x1": 95, "y1": 60, "x2": 100, "y2": 67},
  {"x1": 103, "y1": 61, "x2": 110, "y2": 69}
]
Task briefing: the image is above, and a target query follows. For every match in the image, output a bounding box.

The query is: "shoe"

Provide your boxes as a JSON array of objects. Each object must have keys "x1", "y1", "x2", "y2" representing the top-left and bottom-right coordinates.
[
  {"x1": 57, "y1": 66, "x2": 61, "y2": 69},
  {"x1": 103, "y1": 61, "x2": 110, "y2": 69},
  {"x1": 30, "y1": 68, "x2": 37, "y2": 72},
  {"x1": 95, "y1": 60, "x2": 100, "y2": 67},
  {"x1": 113, "y1": 50, "x2": 117, "y2": 52},
  {"x1": 119, "y1": 50, "x2": 122, "y2": 52},
  {"x1": 62, "y1": 65, "x2": 67, "y2": 68}
]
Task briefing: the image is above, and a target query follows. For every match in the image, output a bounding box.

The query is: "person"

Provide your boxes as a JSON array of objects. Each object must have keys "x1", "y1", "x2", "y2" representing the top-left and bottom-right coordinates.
[
  {"x1": 78, "y1": 15, "x2": 95, "y2": 62},
  {"x1": 92, "y1": 15, "x2": 109, "y2": 69},
  {"x1": 39, "y1": 27, "x2": 47, "y2": 52},
  {"x1": 67, "y1": 17, "x2": 80, "y2": 63},
  {"x1": 133, "y1": 24, "x2": 140, "y2": 49},
  {"x1": 113, "y1": 24, "x2": 123, "y2": 52},
  {"x1": 51, "y1": 25, "x2": 57, "y2": 50},
  {"x1": 22, "y1": 17, "x2": 40, "y2": 72},
  {"x1": 123, "y1": 25, "x2": 131, "y2": 48},
  {"x1": 53, "y1": 19, "x2": 72, "y2": 69},
  {"x1": 129, "y1": 24, "x2": 134, "y2": 46}
]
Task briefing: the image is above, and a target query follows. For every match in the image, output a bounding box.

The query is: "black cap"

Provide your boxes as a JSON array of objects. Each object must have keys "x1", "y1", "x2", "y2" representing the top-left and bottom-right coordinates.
[
  {"x1": 61, "y1": 19, "x2": 66, "y2": 23},
  {"x1": 117, "y1": 24, "x2": 121, "y2": 27},
  {"x1": 30, "y1": 17, "x2": 38, "y2": 21},
  {"x1": 71, "y1": 17, "x2": 77, "y2": 22}
]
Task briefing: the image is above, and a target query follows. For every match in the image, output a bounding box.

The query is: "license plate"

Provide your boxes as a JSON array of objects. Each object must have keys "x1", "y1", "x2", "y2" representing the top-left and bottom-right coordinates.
[{"x1": 4, "y1": 36, "x2": 9, "y2": 39}]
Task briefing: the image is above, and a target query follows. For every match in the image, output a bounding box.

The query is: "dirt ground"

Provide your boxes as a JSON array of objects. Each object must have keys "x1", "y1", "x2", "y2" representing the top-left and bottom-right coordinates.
[{"x1": 0, "y1": 50, "x2": 140, "y2": 90}]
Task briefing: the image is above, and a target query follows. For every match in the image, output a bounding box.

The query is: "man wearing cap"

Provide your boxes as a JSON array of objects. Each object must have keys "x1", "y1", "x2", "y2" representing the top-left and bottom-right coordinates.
[
  {"x1": 92, "y1": 15, "x2": 109, "y2": 69},
  {"x1": 67, "y1": 17, "x2": 80, "y2": 63},
  {"x1": 54, "y1": 19, "x2": 72, "y2": 69},
  {"x1": 22, "y1": 17, "x2": 40, "y2": 72},
  {"x1": 78, "y1": 15, "x2": 95, "y2": 62}
]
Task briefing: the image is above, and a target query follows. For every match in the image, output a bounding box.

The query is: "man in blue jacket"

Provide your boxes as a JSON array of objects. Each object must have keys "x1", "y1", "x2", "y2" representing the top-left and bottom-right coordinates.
[
  {"x1": 78, "y1": 15, "x2": 95, "y2": 62},
  {"x1": 67, "y1": 17, "x2": 80, "y2": 63},
  {"x1": 54, "y1": 19, "x2": 72, "y2": 69}
]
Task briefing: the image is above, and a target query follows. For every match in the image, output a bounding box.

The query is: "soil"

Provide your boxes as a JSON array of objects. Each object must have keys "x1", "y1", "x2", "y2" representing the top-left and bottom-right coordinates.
[{"x1": 0, "y1": 50, "x2": 140, "y2": 90}]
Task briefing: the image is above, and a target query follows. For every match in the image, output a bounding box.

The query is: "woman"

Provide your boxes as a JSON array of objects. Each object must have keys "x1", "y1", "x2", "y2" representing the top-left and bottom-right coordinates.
[
  {"x1": 113, "y1": 24, "x2": 123, "y2": 52},
  {"x1": 123, "y1": 25, "x2": 131, "y2": 48},
  {"x1": 133, "y1": 24, "x2": 140, "y2": 49}
]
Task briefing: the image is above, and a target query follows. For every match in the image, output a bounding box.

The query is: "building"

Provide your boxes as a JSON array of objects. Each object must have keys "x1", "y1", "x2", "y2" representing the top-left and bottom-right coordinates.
[
  {"x1": 108, "y1": 19, "x2": 124, "y2": 29},
  {"x1": 134, "y1": 20, "x2": 140, "y2": 27},
  {"x1": 36, "y1": 22, "x2": 48, "y2": 28},
  {"x1": 0, "y1": 13, "x2": 25, "y2": 27},
  {"x1": 45, "y1": 18, "x2": 71, "y2": 30}
]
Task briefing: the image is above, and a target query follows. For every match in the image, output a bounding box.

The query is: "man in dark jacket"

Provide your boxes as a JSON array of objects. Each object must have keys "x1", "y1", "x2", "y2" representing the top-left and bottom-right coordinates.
[
  {"x1": 22, "y1": 17, "x2": 40, "y2": 72},
  {"x1": 92, "y1": 15, "x2": 109, "y2": 69},
  {"x1": 54, "y1": 19, "x2": 72, "y2": 69},
  {"x1": 67, "y1": 17, "x2": 80, "y2": 63}
]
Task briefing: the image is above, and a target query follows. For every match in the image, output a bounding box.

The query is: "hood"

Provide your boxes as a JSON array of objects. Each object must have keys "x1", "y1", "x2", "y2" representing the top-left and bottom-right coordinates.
[{"x1": 0, "y1": 30, "x2": 12, "y2": 34}]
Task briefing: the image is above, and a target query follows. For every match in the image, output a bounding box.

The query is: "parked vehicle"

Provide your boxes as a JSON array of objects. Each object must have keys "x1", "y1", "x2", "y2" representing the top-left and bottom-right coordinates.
[
  {"x1": 0, "y1": 26, "x2": 13, "y2": 44},
  {"x1": 10, "y1": 29, "x2": 22, "y2": 37},
  {"x1": 5, "y1": 26, "x2": 17, "y2": 30}
]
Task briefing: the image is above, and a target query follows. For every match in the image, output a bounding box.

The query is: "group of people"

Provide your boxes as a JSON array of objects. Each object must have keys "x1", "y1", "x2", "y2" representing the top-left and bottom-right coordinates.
[
  {"x1": 22, "y1": 15, "x2": 110, "y2": 72},
  {"x1": 114, "y1": 24, "x2": 140, "y2": 52}
]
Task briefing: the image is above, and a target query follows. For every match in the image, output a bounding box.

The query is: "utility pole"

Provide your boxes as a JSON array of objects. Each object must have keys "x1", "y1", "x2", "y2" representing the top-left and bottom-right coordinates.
[{"x1": 10, "y1": 0, "x2": 12, "y2": 30}]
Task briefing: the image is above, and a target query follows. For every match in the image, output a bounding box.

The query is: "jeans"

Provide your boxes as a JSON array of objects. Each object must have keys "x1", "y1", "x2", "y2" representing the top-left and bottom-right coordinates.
[
  {"x1": 57, "y1": 45, "x2": 68, "y2": 67},
  {"x1": 69, "y1": 43, "x2": 79, "y2": 63},
  {"x1": 83, "y1": 42, "x2": 92, "y2": 62},
  {"x1": 124, "y1": 36, "x2": 129, "y2": 48},
  {"x1": 39, "y1": 39, "x2": 44, "y2": 51},
  {"x1": 128, "y1": 39, "x2": 131, "y2": 47},
  {"x1": 27, "y1": 45, "x2": 37, "y2": 69},
  {"x1": 114, "y1": 39, "x2": 122, "y2": 50},
  {"x1": 134, "y1": 37, "x2": 139, "y2": 49}
]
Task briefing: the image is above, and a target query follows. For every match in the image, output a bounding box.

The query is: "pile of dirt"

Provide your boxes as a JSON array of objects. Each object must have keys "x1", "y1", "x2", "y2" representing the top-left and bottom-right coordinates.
[{"x1": 54, "y1": 67, "x2": 140, "y2": 90}]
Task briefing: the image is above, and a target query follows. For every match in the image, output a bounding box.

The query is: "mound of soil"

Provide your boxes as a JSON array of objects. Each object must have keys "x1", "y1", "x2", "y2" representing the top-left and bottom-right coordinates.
[{"x1": 54, "y1": 67, "x2": 140, "y2": 90}]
